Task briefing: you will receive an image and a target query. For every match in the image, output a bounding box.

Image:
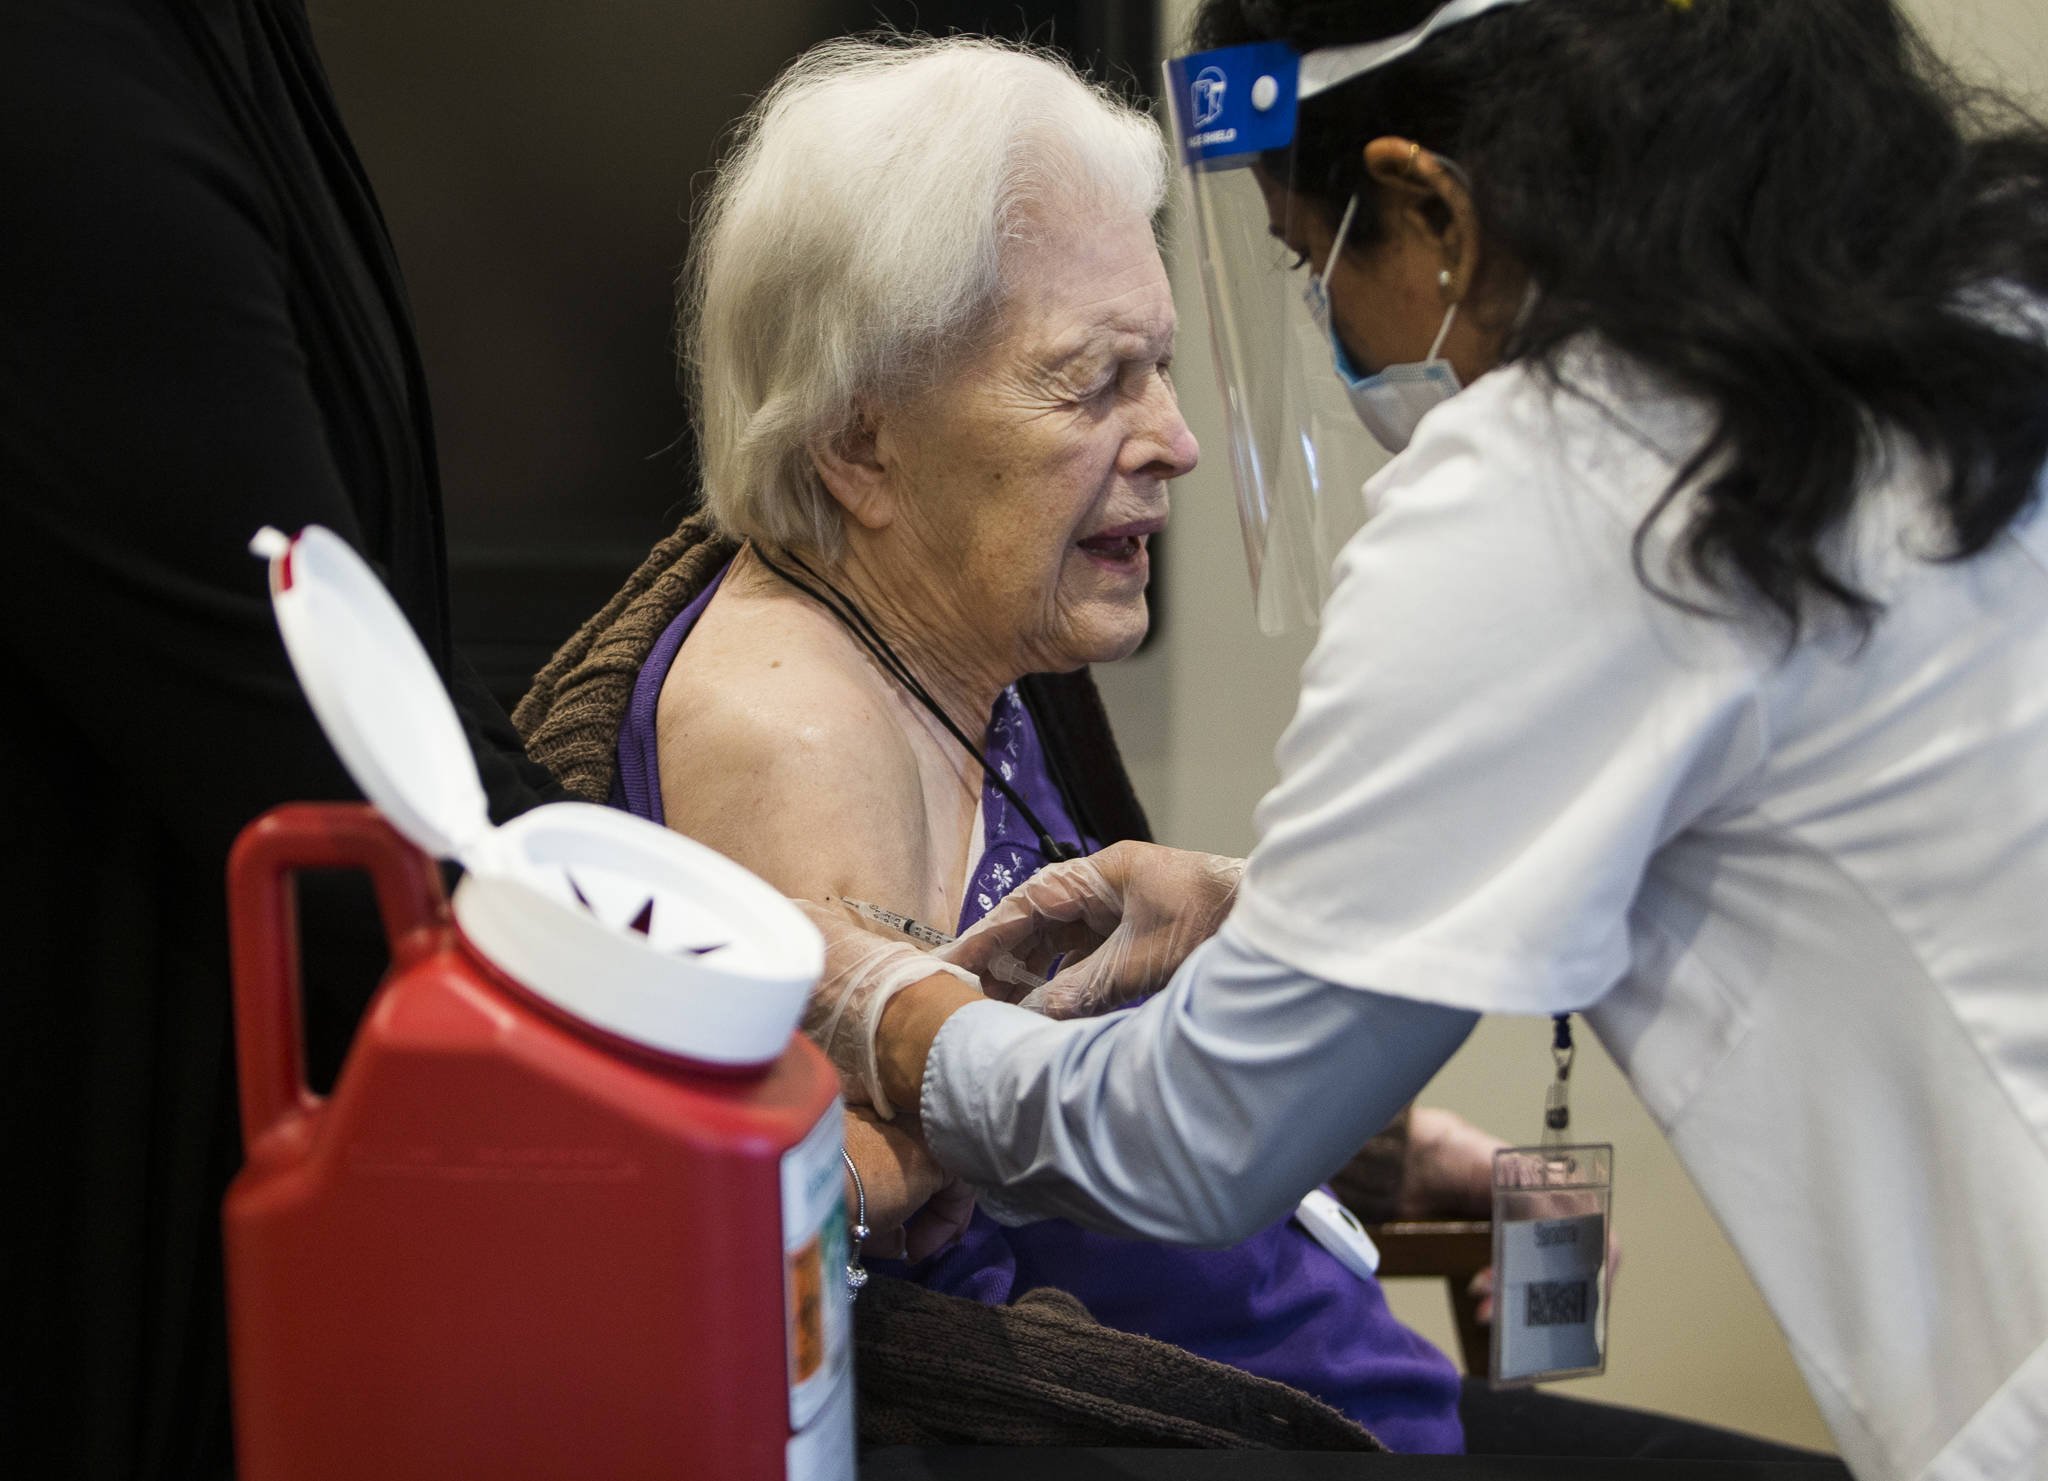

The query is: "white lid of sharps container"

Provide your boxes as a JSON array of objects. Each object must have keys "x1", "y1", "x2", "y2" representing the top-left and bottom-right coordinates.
[{"x1": 250, "y1": 524, "x2": 823, "y2": 1067}]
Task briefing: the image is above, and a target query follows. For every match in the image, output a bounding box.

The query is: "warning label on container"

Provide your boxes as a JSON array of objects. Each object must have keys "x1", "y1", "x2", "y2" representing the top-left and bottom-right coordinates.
[
  {"x1": 787, "y1": 1233, "x2": 825, "y2": 1385},
  {"x1": 781, "y1": 1108, "x2": 850, "y2": 1435}
]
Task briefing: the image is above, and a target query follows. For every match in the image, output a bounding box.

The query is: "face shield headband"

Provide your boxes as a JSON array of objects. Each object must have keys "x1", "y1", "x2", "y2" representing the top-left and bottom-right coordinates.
[{"x1": 1164, "y1": 0, "x2": 1535, "y2": 634}]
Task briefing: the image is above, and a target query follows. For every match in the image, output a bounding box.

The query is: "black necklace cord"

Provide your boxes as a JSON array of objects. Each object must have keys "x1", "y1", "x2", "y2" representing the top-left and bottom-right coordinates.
[{"x1": 751, "y1": 545, "x2": 1082, "y2": 864}]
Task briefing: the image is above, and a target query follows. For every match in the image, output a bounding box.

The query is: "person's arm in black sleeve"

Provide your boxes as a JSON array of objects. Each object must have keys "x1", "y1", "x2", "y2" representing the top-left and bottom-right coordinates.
[
  {"x1": 0, "y1": 1, "x2": 560, "y2": 877},
  {"x1": 451, "y1": 649, "x2": 566, "y2": 826},
  {"x1": 0, "y1": 8, "x2": 567, "y2": 1470}
]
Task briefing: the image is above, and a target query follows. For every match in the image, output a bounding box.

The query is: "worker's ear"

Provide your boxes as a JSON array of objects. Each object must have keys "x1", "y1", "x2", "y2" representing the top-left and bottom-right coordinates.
[
  {"x1": 810, "y1": 405, "x2": 898, "y2": 532},
  {"x1": 1362, "y1": 137, "x2": 1481, "y2": 302}
]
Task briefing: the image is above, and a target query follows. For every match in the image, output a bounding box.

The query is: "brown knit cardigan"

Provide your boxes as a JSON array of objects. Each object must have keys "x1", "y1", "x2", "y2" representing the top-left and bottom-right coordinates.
[
  {"x1": 512, "y1": 513, "x2": 1402, "y2": 1451},
  {"x1": 514, "y1": 514, "x2": 741, "y2": 803}
]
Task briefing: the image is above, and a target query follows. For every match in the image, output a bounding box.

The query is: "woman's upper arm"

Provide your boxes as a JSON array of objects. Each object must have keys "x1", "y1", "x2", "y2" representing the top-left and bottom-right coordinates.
[{"x1": 653, "y1": 650, "x2": 934, "y2": 908}]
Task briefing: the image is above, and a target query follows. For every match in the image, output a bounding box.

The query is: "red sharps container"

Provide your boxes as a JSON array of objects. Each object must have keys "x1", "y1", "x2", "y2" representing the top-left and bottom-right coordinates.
[{"x1": 224, "y1": 525, "x2": 852, "y2": 1481}]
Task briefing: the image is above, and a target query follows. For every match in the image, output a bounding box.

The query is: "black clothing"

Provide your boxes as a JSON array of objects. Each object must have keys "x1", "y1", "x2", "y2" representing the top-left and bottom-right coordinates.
[
  {"x1": 1016, "y1": 672, "x2": 1153, "y2": 849},
  {"x1": 0, "y1": 3, "x2": 562, "y2": 1476},
  {"x1": 1457, "y1": 1381, "x2": 1846, "y2": 1467}
]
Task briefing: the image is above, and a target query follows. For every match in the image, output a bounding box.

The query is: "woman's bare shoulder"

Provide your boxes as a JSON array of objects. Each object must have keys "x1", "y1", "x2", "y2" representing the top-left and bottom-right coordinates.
[{"x1": 651, "y1": 578, "x2": 930, "y2": 904}]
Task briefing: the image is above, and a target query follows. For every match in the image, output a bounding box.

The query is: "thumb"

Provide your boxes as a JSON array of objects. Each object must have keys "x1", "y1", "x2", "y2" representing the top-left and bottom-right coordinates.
[
  {"x1": 1017, "y1": 944, "x2": 1135, "y2": 1021},
  {"x1": 939, "y1": 915, "x2": 1101, "y2": 989},
  {"x1": 939, "y1": 860, "x2": 1116, "y2": 972}
]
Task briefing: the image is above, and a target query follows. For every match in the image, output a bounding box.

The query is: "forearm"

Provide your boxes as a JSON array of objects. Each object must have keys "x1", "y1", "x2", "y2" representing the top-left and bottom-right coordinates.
[{"x1": 917, "y1": 924, "x2": 1479, "y2": 1246}]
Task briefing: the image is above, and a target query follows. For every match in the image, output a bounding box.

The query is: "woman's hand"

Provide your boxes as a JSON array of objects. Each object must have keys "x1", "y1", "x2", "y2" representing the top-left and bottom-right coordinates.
[
  {"x1": 1395, "y1": 1106, "x2": 1504, "y2": 1222},
  {"x1": 1396, "y1": 1108, "x2": 1511, "y2": 1324},
  {"x1": 1394, "y1": 1107, "x2": 1620, "y2": 1324},
  {"x1": 842, "y1": 1107, "x2": 976, "y2": 1261},
  {"x1": 938, "y1": 841, "x2": 1244, "y2": 1019}
]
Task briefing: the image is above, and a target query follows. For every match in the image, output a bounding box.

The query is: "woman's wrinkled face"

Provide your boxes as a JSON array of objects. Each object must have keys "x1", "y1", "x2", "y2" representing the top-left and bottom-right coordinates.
[{"x1": 875, "y1": 208, "x2": 1200, "y2": 679}]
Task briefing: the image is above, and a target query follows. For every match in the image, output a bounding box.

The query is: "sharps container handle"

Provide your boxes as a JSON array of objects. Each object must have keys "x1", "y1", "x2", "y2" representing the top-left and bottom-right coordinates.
[{"x1": 226, "y1": 802, "x2": 450, "y2": 1149}]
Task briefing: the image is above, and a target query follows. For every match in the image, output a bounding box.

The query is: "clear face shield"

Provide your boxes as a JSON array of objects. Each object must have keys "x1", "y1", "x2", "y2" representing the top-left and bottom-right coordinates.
[{"x1": 1163, "y1": 0, "x2": 1533, "y2": 634}]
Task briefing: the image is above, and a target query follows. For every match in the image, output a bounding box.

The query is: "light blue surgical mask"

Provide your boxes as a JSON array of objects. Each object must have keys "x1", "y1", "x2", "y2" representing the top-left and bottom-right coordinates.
[{"x1": 1302, "y1": 194, "x2": 1462, "y2": 453}]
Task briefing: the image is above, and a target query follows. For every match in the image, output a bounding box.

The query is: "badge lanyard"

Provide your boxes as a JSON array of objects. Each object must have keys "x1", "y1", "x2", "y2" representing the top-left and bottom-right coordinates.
[{"x1": 1488, "y1": 1013, "x2": 1614, "y2": 1386}]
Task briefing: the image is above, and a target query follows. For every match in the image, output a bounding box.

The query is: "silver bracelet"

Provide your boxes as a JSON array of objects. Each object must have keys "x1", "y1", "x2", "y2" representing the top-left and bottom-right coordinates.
[{"x1": 840, "y1": 1147, "x2": 870, "y2": 1299}]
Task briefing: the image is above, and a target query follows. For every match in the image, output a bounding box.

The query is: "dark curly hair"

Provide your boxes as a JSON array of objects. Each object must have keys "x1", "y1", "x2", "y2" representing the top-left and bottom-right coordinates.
[{"x1": 1193, "y1": 0, "x2": 2048, "y2": 635}]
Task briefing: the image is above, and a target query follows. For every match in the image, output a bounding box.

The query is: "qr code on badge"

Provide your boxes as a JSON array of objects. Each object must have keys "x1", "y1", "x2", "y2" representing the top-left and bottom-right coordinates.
[{"x1": 1525, "y1": 1279, "x2": 1589, "y2": 1327}]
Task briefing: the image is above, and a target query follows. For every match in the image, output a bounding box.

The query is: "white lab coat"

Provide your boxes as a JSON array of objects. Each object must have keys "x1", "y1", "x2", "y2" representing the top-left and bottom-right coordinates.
[{"x1": 922, "y1": 343, "x2": 2048, "y2": 1481}]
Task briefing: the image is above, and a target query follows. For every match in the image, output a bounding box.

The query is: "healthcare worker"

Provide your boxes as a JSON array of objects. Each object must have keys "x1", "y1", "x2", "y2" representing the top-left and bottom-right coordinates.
[{"x1": 799, "y1": 2, "x2": 2048, "y2": 1479}]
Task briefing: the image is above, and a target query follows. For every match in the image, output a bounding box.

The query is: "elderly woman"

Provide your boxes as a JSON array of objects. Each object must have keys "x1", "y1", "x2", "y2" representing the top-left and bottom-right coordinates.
[{"x1": 520, "y1": 35, "x2": 1485, "y2": 1451}]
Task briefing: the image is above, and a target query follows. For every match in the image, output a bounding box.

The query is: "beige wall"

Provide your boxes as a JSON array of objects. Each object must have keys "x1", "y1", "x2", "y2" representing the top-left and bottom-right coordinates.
[
  {"x1": 1102, "y1": 0, "x2": 2048, "y2": 1452},
  {"x1": 1907, "y1": 0, "x2": 2048, "y2": 101}
]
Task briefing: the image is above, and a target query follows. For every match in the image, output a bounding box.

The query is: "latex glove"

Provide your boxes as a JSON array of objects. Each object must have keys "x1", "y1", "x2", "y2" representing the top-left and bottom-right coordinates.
[
  {"x1": 797, "y1": 898, "x2": 979, "y2": 1119},
  {"x1": 937, "y1": 841, "x2": 1244, "y2": 1019}
]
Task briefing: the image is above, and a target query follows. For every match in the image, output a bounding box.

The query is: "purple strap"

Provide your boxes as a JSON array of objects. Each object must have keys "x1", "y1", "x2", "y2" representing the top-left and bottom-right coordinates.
[{"x1": 614, "y1": 564, "x2": 728, "y2": 825}]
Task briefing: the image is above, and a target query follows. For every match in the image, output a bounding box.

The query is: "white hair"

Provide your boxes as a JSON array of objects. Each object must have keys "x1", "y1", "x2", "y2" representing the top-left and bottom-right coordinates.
[{"x1": 682, "y1": 35, "x2": 1170, "y2": 553}]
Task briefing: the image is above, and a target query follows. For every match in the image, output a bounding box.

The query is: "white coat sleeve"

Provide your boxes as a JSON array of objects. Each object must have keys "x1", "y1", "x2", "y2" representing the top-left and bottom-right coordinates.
[{"x1": 920, "y1": 922, "x2": 1476, "y2": 1246}]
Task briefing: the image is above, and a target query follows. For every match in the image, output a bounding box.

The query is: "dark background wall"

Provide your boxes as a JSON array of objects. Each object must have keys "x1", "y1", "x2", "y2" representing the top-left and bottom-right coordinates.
[{"x1": 309, "y1": 0, "x2": 1155, "y2": 709}]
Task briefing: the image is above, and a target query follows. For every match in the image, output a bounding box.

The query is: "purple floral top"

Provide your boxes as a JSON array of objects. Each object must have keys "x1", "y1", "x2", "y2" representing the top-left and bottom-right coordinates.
[
  {"x1": 616, "y1": 562, "x2": 1465, "y2": 1452},
  {"x1": 955, "y1": 684, "x2": 1062, "y2": 930}
]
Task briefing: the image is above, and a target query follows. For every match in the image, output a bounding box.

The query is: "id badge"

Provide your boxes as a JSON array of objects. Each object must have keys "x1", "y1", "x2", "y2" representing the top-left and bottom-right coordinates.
[{"x1": 1489, "y1": 1143, "x2": 1612, "y2": 1387}]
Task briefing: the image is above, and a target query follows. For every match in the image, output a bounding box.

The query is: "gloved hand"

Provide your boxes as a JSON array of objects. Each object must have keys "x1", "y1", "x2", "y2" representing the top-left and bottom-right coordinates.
[
  {"x1": 797, "y1": 898, "x2": 979, "y2": 1119},
  {"x1": 937, "y1": 841, "x2": 1244, "y2": 1019}
]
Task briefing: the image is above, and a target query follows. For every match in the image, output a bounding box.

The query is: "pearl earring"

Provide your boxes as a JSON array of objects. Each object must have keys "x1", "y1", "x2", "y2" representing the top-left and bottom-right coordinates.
[{"x1": 1438, "y1": 269, "x2": 1454, "y2": 290}]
